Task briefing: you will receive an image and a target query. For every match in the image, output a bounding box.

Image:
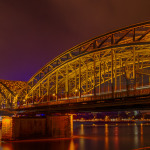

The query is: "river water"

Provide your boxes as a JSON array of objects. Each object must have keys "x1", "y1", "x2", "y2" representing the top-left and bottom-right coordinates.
[{"x1": 0, "y1": 122, "x2": 150, "y2": 150}]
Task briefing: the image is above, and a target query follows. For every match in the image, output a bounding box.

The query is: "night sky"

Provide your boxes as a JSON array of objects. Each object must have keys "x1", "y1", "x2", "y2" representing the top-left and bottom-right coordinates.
[{"x1": 1, "y1": 0, "x2": 150, "y2": 81}]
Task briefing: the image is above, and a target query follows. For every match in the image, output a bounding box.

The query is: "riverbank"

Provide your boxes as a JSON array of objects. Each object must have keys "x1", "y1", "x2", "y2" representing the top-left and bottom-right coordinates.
[{"x1": 73, "y1": 119, "x2": 150, "y2": 125}]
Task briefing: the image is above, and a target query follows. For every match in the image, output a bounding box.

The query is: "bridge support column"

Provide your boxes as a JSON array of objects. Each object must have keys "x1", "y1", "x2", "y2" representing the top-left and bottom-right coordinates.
[
  {"x1": 46, "y1": 115, "x2": 73, "y2": 138},
  {"x1": 2, "y1": 116, "x2": 46, "y2": 140},
  {"x1": 2, "y1": 115, "x2": 73, "y2": 141}
]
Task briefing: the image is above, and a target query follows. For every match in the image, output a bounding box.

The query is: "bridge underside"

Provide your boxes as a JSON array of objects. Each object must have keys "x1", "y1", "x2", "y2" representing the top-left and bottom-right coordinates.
[{"x1": 15, "y1": 94, "x2": 150, "y2": 114}]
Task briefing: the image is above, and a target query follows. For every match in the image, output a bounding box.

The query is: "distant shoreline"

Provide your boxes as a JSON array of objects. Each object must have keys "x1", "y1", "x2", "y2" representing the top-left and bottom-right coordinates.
[{"x1": 73, "y1": 119, "x2": 150, "y2": 124}]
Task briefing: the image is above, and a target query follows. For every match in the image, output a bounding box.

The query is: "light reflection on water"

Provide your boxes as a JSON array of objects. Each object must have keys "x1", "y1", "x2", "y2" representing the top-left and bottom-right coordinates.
[
  {"x1": 105, "y1": 124, "x2": 109, "y2": 150},
  {"x1": 134, "y1": 124, "x2": 139, "y2": 147},
  {"x1": 80, "y1": 124, "x2": 84, "y2": 135},
  {"x1": 140, "y1": 124, "x2": 143, "y2": 147},
  {"x1": 114, "y1": 126, "x2": 119, "y2": 150},
  {"x1": 1, "y1": 123, "x2": 150, "y2": 150},
  {"x1": 68, "y1": 139, "x2": 75, "y2": 150}
]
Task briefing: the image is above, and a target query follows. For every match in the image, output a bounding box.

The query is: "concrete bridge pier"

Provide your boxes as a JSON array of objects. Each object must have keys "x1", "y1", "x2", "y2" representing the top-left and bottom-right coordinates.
[
  {"x1": 1, "y1": 115, "x2": 73, "y2": 140},
  {"x1": 46, "y1": 115, "x2": 73, "y2": 138}
]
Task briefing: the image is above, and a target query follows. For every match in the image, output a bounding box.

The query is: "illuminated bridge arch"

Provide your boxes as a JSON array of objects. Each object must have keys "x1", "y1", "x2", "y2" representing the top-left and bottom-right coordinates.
[
  {"x1": 0, "y1": 80, "x2": 26, "y2": 108},
  {"x1": 17, "y1": 21, "x2": 150, "y2": 108}
]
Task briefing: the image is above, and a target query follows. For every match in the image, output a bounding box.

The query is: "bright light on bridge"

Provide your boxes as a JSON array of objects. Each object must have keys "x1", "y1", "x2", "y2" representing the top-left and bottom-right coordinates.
[{"x1": 1, "y1": 21, "x2": 150, "y2": 110}]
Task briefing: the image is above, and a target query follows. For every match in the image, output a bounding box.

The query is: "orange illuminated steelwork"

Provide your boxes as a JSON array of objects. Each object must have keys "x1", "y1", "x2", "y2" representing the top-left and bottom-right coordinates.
[
  {"x1": 2, "y1": 21, "x2": 150, "y2": 110},
  {"x1": 16, "y1": 21, "x2": 150, "y2": 109},
  {"x1": 0, "y1": 80, "x2": 26, "y2": 108}
]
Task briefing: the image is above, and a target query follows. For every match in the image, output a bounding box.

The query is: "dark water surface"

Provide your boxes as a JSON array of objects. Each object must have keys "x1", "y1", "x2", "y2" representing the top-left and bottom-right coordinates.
[{"x1": 1, "y1": 122, "x2": 150, "y2": 150}]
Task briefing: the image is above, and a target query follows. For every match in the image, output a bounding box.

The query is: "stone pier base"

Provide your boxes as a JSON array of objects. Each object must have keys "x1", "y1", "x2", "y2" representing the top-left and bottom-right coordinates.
[
  {"x1": 2, "y1": 115, "x2": 73, "y2": 141},
  {"x1": 47, "y1": 115, "x2": 73, "y2": 138}
]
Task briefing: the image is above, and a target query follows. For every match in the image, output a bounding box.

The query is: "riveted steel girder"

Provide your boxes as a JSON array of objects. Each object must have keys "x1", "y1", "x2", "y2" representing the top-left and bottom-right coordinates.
[{"x1": 15, "y1": 21, "x2": 150, "y2": 109}]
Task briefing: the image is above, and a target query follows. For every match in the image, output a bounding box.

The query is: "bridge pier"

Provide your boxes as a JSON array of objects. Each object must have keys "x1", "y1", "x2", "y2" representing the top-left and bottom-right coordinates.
[
  {"x1": 46, "y1": 115, "x2": 73, "y2": 138},
  {"x1": 1, "y1": 115, "x2": 73, "y2": 140}
]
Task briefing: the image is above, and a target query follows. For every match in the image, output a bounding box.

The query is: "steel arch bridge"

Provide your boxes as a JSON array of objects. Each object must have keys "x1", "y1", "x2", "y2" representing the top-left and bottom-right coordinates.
[
  {"x1": 0, "y1": 80, "x2": 26, "y2": 108},
  {"x1": 3, "y1": 21, "x2": 150, "y2": 110}
]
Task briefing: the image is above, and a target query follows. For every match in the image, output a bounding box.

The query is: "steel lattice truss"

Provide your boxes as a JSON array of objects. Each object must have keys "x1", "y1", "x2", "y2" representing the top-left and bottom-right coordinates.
[
  {"x1": 0, "y1": 80, "x2": 26, "y2": 108},
  {"x1": 13, "y1": 21, "x2": 150, "y2": 108}
]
